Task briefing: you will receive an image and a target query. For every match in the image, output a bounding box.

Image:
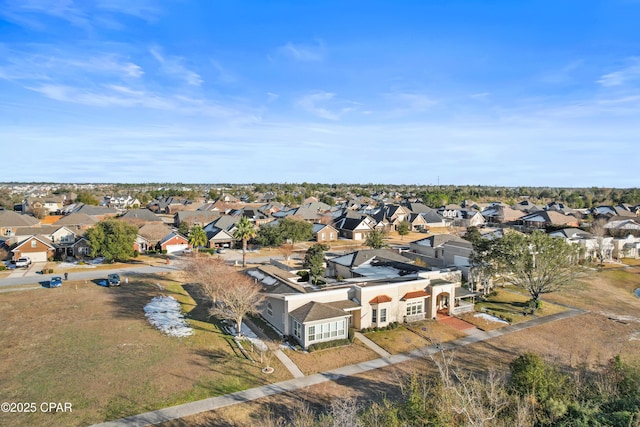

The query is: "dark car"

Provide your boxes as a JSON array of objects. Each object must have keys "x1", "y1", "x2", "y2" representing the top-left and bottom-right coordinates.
[
  {"x1": 49, "y1": 276, "x2": 62, "y2": 288},
  {"x1": 107, "y1": 274, "x2": 121, "y2": 287}
]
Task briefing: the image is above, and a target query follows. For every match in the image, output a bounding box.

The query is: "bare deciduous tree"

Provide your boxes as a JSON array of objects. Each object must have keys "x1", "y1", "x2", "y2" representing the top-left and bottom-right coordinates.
[
  {"x1": 590, "y1": 218, "x2": 613, "y2": 266},
  {"x1": 185, "y1": 254, "x2": 264, "y2": 336},
  {"x1": 278, "y1": 243, "x2": 295, "y2": 264}
]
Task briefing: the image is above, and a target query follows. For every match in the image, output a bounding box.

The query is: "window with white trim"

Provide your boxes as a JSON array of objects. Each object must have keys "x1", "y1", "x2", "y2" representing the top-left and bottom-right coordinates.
[
  {"x1": 372, "y1": 308, "x2": 377, "y2": 323},
  {"x1": 293, "y1": 320, "x2": 302, "y2": 339},
  {"x1": 31, "y1": 240, "x2": 37, "y2": 248},
  {"x1": 380, "y1": 308, "x2": 387, "y2": 323},
  {"x1": 307, "y1": 320, "x2": 346, "y2": 343},
  {"x1": 406, "y1": 301, "x2": 424, "y2": 316}
]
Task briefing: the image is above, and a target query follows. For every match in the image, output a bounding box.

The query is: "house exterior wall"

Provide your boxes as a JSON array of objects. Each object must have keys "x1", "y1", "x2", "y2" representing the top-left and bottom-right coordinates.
[
  {"x1": 442, "y1": 244, "x2": 472, "y2": 268},
  {"x1": 316, "y1": 226, "x2": 338, "y2": 243},
  {"x1": 354, "y1": 278, "x2": 435, "y2": 328},
  {"x1": 160, "y1": 235, "x2": 189, "y2": 252},
  {"x1": 50, "y1": 228, "x2": 76, "y2": 244},
  {"x1": 259, "y1": 296, "x2": 287, "y2": 333}
]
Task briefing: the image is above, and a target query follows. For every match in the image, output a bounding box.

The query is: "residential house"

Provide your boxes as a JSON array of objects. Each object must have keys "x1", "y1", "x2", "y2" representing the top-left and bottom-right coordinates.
[
  {"x1": 481, "y1": 204, "x2": 525, "y2": 225},
  {"x1": 158, "y1": 232, "x2": 190, "y2": 253},
  {"x1": 333, "y1": 215, "x2": 375, "y2": 241},
  {"x1": 21, "y1": 196, "x2": 64, "y2": 215},
  {"x1": 251, "y1": 263, "x2": 471, "y2": 350},
  {"x1": 53, "y1": 212, "x2": 98, "y2": 232},
  {"x1": 101, "y1": 195, "x2": 141, "y2": 209},
  {"x1": 137, "y1": 223, "x2": 175, "y2": 252},
  {"x1": 11, "y1": 235, "x2": 55, "y2": 262},
  {"x1": 405, "y1": 213, "x2": 429, "y2": 232},
  {"x1": 548, "y1": 228, "x2": 614, "y2": 262},
  {"x1": 325, "y1": 249, "x2": 417, "y2": 280},
  {"x1": 147, "y1": 196, "x2": 193, "y2": 214},
  {"x1": 408, "y1": 234, "x2": 468, "y2": 267},
  {"x1": 520, "y1": 210, "x2": 580, "y2": 230},
  {"x1": 612, "y1": 235, "x2": 640, "y2": 259},
  {"x1": 451, "y1": 209, "x2": 486, "y2": 228},
  {"x1": 173, "y1": 210, "x2": 220, "y2": 228},
  {"x1": 312, "y1": 223, "x2": 339, "y2": 243},
  {"x1": 70, "y1": 237, "x2": 91, "y2": 259},
  {"x1": 605, "y1": 218, "x2": 640, "y2": 237},
  {"x1": 68, "y1": 204, "x2": 119, "y2": 220},
  {"x1": 0, "y1": 210, "x2": 40, "y2": 243},
  {"x1": 119, "y1": 208, "x2": 163, "y2": 225}
]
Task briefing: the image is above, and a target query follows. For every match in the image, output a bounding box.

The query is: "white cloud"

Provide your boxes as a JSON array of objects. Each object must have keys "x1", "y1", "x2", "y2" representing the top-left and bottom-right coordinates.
[
  {"x1": 598, "y1": 57, "x2": 640, "y2": 87},
  {"x1": 470, "y1": 92, "x2": 490, "y2": 99},
  {"x1": 296, "y1": 91, "x2": 340, "y2": 120},
  {"x1": 279, "y1": 40, "x2": 325, "y2": 62},
  {"x1": 0, "y1": 0, "x2": 162, "y2": 31},
  {"x1": 150, "y1": 46, "x2": 203, "y2": 86},
  {"x1": 380, "y1": 92, "x2": 437, "y2": 117}
]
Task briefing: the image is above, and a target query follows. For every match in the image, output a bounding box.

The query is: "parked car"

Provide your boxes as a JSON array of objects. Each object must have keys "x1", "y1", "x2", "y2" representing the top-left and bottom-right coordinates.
[
  {"x1": 15, "y1": 257, "x2": 32, "y2": 268},
  {"x1": 49, "y1": 276, "x2": 62, "y2": 288},
  {"x1": 107, "y1": 273, "x2": 121, "y2": 287}
]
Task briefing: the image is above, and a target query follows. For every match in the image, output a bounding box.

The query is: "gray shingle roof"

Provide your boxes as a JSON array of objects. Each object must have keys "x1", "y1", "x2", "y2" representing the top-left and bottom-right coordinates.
[{"x1": 289, "y1": 301, "x2": 349, "y2": 323}]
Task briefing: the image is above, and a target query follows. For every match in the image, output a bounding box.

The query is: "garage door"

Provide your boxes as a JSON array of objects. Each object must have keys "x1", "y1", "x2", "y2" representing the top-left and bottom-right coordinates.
[
  {"x1": 26, "y1": 252, "x2": 48, "y2": 262},
  {"x1": 453, "y1": 255, "x2": 469, "y2": 266},
  {"x1": 165, "y1": 244, "x2": 188, "y2": 254}
]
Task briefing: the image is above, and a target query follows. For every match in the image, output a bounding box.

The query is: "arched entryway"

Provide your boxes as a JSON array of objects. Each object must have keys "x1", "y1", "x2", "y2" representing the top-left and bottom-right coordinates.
[{"x1": 436, "y1": 292, "x2": 451, "y2": 317}]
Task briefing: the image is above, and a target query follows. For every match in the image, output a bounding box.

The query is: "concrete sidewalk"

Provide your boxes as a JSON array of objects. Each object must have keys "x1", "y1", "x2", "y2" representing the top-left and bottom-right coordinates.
[
  {"x1": 354, "y1": 331, "x2": 391, "y2": 358},
  {"x1": 93, "y1": 306, "x2": 586, "y2": 427}
]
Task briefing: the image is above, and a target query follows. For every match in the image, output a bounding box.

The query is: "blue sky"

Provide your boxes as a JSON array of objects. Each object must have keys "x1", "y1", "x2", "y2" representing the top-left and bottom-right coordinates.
[{"x1": 1, "y1": 1, "x2": 639, "y2": 187}]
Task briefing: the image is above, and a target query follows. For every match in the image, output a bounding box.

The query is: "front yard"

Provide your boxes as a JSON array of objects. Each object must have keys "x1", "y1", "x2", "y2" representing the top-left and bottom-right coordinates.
[
  {"x1": 364, "y1": 320, "x2": 467, "y2": 354},
  {"x1": 460, "y1": 287, "x2": 568, "y2": 330}
]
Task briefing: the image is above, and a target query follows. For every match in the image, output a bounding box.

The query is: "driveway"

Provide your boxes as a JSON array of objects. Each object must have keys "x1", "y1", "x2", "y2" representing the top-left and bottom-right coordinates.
[{"x1": 5, "y1": 261, "x2": 47, "y2": 278}]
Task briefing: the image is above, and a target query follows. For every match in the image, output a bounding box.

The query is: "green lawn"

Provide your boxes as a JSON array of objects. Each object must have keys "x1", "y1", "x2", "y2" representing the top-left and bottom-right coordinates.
[{"x1": 472, "y1": 287, "x2": 567, "y2": 325}]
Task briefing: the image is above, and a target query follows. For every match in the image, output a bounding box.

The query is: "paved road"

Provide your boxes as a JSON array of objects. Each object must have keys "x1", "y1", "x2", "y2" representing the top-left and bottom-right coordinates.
[{"x1": 0, "y1": 263, "x2": 178, "y2": 290}]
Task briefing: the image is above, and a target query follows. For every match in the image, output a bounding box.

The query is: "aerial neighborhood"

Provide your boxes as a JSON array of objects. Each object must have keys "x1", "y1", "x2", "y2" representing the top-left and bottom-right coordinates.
[{"x1": 2, "y1": 183, "x2": 640, "y2": 353}]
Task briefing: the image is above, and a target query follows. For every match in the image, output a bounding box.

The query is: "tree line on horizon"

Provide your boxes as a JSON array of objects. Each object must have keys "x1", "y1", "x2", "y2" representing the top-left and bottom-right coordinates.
[{"x1": 2, "y1": 184, "x2": 639, "y2": 211}]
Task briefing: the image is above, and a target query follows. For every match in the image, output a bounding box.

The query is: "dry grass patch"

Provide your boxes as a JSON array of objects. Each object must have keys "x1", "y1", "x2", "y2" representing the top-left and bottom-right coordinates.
[
  {"x1": 0, "y1": 274, "x2": 290, "y2": 427},
  {"x1": 283, "y1": 341, "x2": 378, "y2": 375},
  {"x1": 365, "y1": 321, "x2": 466, "y2": 354}
]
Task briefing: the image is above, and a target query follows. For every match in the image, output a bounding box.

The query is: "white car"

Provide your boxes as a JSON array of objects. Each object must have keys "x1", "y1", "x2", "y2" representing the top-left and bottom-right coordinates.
[{"x1": 15, "y1": 257, "x2": 32, "y2": 268}]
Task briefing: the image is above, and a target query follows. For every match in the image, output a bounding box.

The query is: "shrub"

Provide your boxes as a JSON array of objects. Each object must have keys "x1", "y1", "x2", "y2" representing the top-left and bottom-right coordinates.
[
  {"x1": 348, "y1": 327, "x2": 355, "y2": 342},
  {"x1": 48, "y1": 268, "x2": 54, "y2": 274},
  {"x1": 0, "y1": 265, "x2": 6, "y2": 271},
  {"x1": 308, "y1": 338, "x2": 350, "y2": 352}
]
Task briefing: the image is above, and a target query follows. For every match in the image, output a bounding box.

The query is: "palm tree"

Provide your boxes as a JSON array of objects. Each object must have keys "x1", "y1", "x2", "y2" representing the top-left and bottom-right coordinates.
[
  {"x1": 188, "y1": 225, "x2": 207, "y2": 253},
  {"x1": 233, "y1": 216, "x2": 257, "y2": 267}
]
